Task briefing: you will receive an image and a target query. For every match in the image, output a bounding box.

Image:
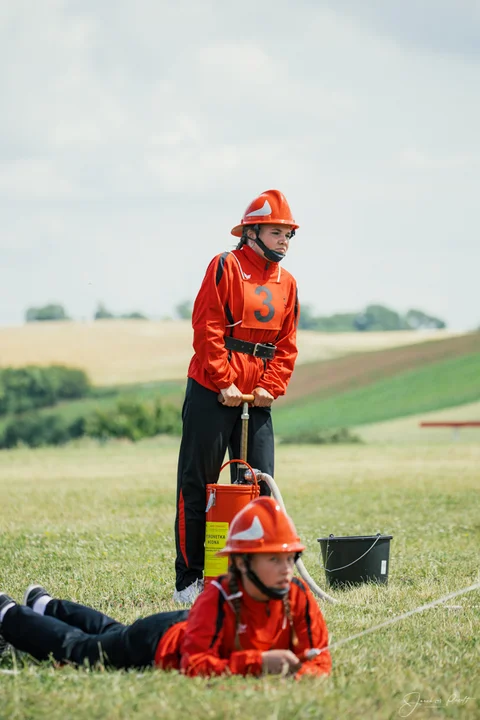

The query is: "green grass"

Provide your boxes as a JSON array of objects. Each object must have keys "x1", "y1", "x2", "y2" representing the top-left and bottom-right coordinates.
[
  {"x1": 274, "y1": 352, "x2": 480, "y2": 435},
  {"x1": 356, "y1": 400, "x2": 480, "y2": 445},
  {"x1": 1, "y1": 441, "x2": 479, "y2": 719}
]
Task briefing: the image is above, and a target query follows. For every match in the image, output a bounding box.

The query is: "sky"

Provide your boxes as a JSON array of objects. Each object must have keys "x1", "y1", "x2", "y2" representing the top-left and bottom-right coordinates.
[{"x1": 1, "y1": 0, "x2": 479, "y2": 330}]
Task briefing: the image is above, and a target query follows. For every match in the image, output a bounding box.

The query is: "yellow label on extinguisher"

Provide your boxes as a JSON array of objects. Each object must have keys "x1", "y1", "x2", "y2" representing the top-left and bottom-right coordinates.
[{"x1": 204, "y1": 521, "x2": 229, "y2": 577}]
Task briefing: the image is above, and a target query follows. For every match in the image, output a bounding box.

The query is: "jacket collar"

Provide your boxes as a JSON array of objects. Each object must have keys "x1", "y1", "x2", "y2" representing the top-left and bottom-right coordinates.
[{"x1": 238, "y1": 243, "x2": 280, "y2": 275}]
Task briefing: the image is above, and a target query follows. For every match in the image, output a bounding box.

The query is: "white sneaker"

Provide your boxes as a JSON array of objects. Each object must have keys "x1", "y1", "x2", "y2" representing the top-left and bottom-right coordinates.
[{"x1": 172, "y1": 579, "x2": 204, "y2": 605}]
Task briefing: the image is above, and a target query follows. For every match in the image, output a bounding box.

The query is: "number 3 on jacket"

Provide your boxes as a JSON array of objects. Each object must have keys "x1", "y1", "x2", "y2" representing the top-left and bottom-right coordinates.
[{"x1": 242, "y1": 283, "x2": 285, "y2": 331}]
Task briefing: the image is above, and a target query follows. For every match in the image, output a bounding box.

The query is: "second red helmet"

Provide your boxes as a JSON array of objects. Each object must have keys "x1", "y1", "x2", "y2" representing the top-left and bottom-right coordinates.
[{"x1": 216, "y1": 496, "x2": 305, "y2": 556}]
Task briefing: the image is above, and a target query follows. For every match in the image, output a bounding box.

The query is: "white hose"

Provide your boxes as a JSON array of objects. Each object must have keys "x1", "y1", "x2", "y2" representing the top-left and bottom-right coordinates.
[{"x1": 252, "y1": 472, "x2": 338, "y2": 604}]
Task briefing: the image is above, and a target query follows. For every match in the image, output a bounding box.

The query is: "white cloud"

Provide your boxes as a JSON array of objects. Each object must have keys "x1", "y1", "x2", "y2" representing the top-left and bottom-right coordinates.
[
  {"x1": 0, "y1": 158, "x2": 74, "y2": 197},
  {"x1": 1, "y1": 0, "x2": 479, "y2": 330},
  {"x1": 318, "y1": 0, "x2": 480, "y2": 58},
  {"x1": 199, "y1": 44, "x2": 276, "y2": 80},
  {"x1": 397, "y1": 148, "x2": 478, "y2": 171},
  {"x1": 149, "y1": 114, "x2": 203, "y2": 148}
]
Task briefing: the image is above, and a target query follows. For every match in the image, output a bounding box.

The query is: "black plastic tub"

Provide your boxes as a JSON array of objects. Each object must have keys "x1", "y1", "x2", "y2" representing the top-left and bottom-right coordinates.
[{"x1": 317, "y1": 533, "x2": 393, "y2": 589}]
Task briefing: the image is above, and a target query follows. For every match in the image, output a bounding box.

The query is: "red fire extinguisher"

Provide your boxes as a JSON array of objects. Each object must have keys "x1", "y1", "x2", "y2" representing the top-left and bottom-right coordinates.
[{"x1": 204, "y1": 394, "x2": 260, "y2": 585}]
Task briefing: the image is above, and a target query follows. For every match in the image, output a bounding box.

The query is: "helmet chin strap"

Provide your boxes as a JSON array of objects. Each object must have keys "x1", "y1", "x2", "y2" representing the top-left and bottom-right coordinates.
[
  {"x1": 254, "y1": 237, "x2": 285, "y2": 263},
  {"x1": 251, "y1": 224, "x2": 294, "y2": 263},
  {"x1": 242, "y1": 553, "x2": 302, "y2": 600},
  {"x1": 243, "y1": 555, "x2": 288, "y2": 599}
]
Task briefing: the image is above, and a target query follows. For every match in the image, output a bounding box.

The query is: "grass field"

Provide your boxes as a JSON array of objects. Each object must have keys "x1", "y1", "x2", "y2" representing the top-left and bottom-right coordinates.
[
  {"x1": 0, "y1": 320, "x2": 459, "y2": 386},
  {"x1": 280, "y1": 331, "x2": 480, "y2": 405},
  {"x1": 356, "y1": 400, "x2": 480, "y2": 445},
  {"x1": 274, "y1": 352, "x2": 480, "y2": 436},
  {"x1": 1, "y1": 440, "x2": 479, "y2": 719}
]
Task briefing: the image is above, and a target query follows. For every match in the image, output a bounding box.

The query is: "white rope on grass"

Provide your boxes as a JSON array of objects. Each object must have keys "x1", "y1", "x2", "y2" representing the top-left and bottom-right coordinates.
[{"x1": 310, "y1": 580, "x2": 480, "y2": 657}]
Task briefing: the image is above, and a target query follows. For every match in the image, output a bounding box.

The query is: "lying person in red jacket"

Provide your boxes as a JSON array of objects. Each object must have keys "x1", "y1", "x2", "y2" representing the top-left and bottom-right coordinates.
[{"x1": 0, "y1": 497, "x2": 331, "y2": 678}]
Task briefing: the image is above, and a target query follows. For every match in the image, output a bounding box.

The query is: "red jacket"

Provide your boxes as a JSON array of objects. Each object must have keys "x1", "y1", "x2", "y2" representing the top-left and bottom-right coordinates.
[
  {"x1": 154, "y1": 575, "x2": 331, "y2": 678},
  {"x1": 187, "y1": 244, "x2": 299, "y2": 399}
]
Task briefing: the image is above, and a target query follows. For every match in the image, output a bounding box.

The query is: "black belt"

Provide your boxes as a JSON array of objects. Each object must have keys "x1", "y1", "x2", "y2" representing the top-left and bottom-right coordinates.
[{"x1": 224, "y1": 336, "x2": 276, "y2": 360}]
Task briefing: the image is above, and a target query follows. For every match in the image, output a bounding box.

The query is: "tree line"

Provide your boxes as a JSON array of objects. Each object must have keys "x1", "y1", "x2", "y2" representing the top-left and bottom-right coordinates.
[
  {"x1": 298, "y1": 304, "x2": 446, "y2": 332},
  {"x1": 25, "y1": 301, "x2": 447, "y2": 331},
  {"x1": 25, "y1": 303, "x2": 149, "y2": 322}
]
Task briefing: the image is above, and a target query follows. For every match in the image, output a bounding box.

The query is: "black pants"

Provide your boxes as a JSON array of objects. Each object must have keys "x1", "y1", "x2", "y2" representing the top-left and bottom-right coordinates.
[
  {"x1": 2, "y1": 600, "x2": 188, "y2": 669},
  {"x1": 174, "y1": 378, "x2": 274, "y2": 590}
]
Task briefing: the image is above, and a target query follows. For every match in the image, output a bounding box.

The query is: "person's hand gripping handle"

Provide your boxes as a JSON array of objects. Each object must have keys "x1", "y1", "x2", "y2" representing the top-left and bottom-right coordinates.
[{"x1": 217, "y1": 387, "x2": 254, "y2": 407}]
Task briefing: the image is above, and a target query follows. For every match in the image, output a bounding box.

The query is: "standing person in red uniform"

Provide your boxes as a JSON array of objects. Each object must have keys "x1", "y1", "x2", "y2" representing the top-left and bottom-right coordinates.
[
  {"x1": 174, "y1": 189, "x2": 301, "y2": 604},
  {"x1": 0, "y1": 498, "x2": 331, "y2": 678}
]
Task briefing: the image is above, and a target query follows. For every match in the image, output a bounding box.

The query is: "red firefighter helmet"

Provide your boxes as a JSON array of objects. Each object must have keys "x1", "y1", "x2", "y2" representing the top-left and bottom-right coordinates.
[
  {"x1": 216, "y1": 496, "x2": 305, "y2": 556},
  {"x1": 231, "y1": 189, "x2": 299, "y2": 237}
]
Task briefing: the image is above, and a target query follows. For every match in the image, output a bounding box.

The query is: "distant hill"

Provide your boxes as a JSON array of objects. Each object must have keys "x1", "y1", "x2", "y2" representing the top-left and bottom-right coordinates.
[
  {"x1": 278, "y1": 331, "x2": 480, "y2": 405},
  {"x1": 274, "y1": 335, "x2": 480, "y2": 436},
  {"x1": 1, "y1": 325, "x2": 477, "y2": 443},
  {"x1": 0, "y1": 320, "x2": 460, "y2": 386}
]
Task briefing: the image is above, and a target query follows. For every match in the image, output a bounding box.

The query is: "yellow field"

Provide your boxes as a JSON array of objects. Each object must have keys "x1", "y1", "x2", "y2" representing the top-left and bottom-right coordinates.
[{"x1": 0, "y1": 320, "x2": 459, "y2": 386}]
